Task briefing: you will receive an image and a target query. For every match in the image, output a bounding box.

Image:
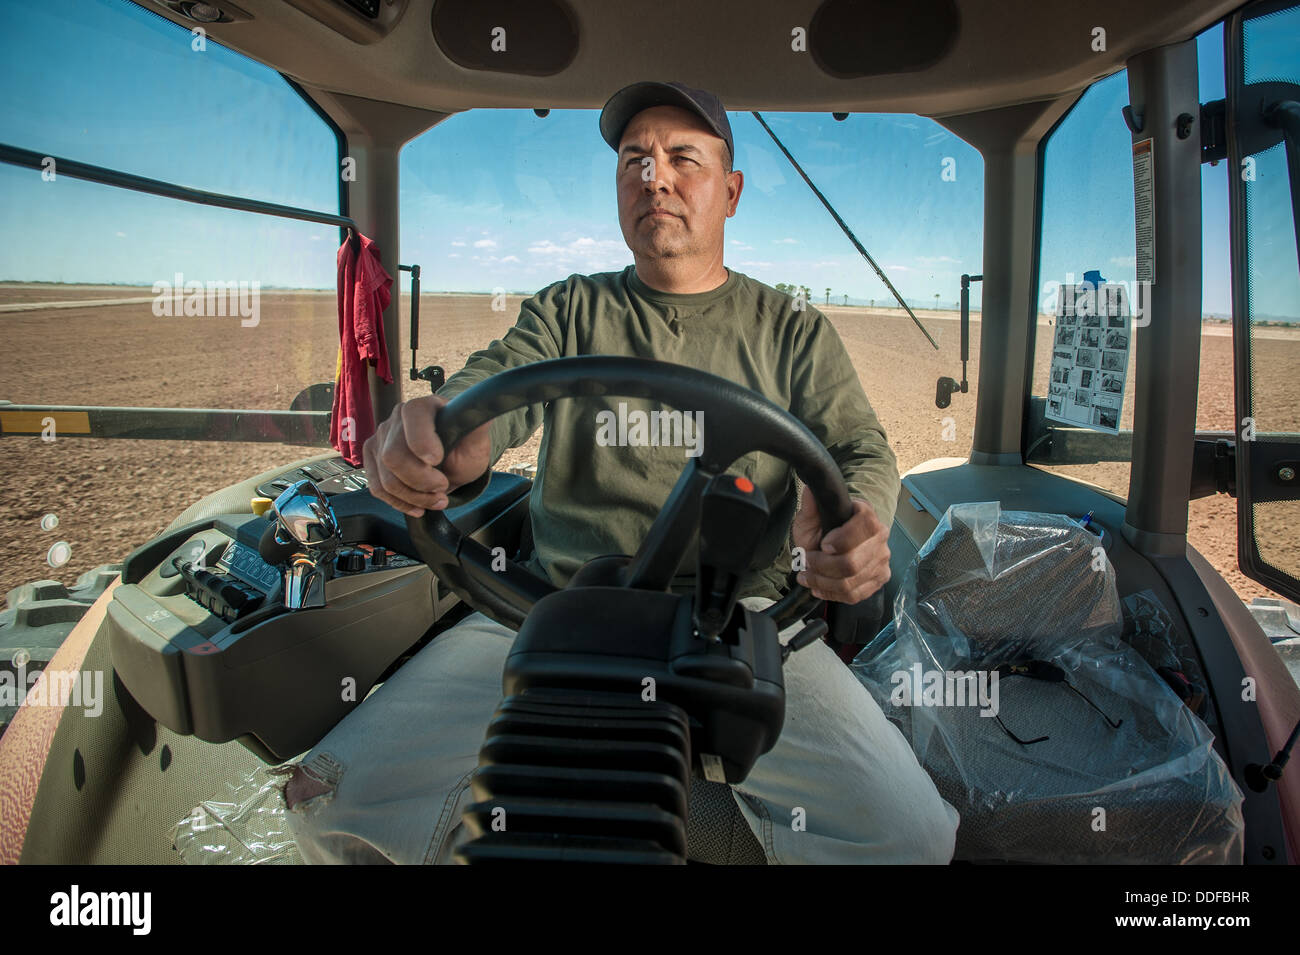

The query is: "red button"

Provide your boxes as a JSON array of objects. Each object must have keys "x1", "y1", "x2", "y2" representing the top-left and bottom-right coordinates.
[{"x1": 734, "y1": 476, "x2": 754, "y2": 493}]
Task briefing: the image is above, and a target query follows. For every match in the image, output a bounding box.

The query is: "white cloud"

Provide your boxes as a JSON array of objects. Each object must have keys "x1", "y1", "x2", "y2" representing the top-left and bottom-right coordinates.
[
  {"x1": 916, "y1": 255, "x2": 959, "y2": 264},
  {"x1": 736, "y1": 260, "x2": 774, "y2": 269},
  {"x1": 451, "y1": 240, "x2": 466, "y2": 247},
  {"x1": 500, "y1": 255, "x2": 521, "y2": 263},
  {"x1": 449, "y1": 253, "x2": 460, "y2": 258},
  {"x1": 885, "y1": 264, "x2": 911, "y2": 271},
  {"x1": 526, "y1": 236, "x2": 628, "y2": 272},
  {"x1": 774, "y1": 237, "x2": 798, "y2": 245},
  {"x1": 1109, "y1": 255, "x2": 1136, "y2": 267},
  {"x1": 473, "y1": 238, "x2": 497, "y2": 249},
  {"x1": 115, "y1": 231, "x2": 126, "y2": 238}
]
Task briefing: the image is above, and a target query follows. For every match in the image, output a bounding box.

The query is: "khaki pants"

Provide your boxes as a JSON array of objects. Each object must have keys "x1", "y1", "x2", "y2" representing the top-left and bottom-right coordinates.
[{"x1": 283, "y1": 597, "x2": 959, "y2": 864}]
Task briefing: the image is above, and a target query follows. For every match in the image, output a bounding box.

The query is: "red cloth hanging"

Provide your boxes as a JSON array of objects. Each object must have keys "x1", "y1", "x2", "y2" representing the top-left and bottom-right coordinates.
[{"x1": 330, "y1": 231, "x2": 394, "y2": 467}]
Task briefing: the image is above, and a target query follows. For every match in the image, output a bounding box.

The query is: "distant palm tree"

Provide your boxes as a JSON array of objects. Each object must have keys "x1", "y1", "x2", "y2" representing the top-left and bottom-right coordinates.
[{"x1": 825, "y1": 287, "x2": 831, "y2": 304}]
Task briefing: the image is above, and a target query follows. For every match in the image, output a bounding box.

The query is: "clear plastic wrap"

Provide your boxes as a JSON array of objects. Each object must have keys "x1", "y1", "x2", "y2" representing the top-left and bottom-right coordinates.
[
  {"x1": 171, "y1": 764, "x2": 302, "y2": 865},
  {"x1": 1120, "y1": 589, "x2": 1215, "y2": 726},
  {"x1": 853, "y1": 501, "x2": 1245, "y2": 864}
]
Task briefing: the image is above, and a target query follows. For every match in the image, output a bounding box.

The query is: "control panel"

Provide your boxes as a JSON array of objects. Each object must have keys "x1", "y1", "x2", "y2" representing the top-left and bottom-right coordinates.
[{"x1": 256, "y1": 456, "x2": 368, "y2": 499}]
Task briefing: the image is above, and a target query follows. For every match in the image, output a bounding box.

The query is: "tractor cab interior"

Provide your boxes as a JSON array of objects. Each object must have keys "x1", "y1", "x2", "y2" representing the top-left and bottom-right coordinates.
[{"x1": 1, "y1": 0, "x2": 1298, "y2": 866}]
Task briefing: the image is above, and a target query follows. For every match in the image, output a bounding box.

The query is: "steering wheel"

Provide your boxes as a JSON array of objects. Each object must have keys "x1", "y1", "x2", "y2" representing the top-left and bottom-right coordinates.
[{"x1": 405, "y1": 356, "x2": 856, "y2": 634}]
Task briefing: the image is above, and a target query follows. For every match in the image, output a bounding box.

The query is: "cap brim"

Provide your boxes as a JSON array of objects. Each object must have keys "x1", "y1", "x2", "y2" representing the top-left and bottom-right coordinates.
[{"x1": 599, "y1": 81, "x2": 730, "y2": 157}]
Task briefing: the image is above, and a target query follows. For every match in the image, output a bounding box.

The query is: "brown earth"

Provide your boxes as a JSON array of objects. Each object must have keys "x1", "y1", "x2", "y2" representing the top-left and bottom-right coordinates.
[{"x1": 1, "y1": 285, "x2": 1296, "y2": 608}]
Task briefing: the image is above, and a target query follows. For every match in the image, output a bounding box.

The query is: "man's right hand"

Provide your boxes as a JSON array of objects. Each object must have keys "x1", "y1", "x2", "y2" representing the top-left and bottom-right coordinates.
[{"x1": 362, "y1": 394, "x2": 492, "y2": 518}]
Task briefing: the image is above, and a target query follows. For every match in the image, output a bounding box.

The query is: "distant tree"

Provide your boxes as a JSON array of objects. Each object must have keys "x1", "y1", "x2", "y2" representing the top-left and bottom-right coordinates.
[
  {"x1": 825, "y1": 287, "x2": 831, "y2": 304},
  {"x1": 843, "y1": 293, "x2": 848, "y2": 305}
]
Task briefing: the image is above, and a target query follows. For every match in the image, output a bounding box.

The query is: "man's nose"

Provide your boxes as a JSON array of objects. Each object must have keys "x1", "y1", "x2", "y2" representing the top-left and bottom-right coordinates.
[{"x1": 641, "y1": 157, "x2": 672, "y2": 193}]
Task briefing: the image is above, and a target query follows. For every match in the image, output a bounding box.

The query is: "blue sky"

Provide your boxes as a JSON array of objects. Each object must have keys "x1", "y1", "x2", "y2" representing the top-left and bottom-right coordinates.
[{"x1": 0, "y1": 0, "x2": 1294, "y2": 319}]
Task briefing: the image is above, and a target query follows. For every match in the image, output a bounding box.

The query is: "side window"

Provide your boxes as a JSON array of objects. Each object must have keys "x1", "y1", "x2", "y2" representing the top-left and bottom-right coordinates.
[
  {"x1": 0, "y1": 0, "x2": 341, "y2": 599},
  {"x1": 1033, "y1": 26, "x2": 1234, "y2": 500},
  {"x1": 1031, "y1": 69, "x2": 1140, "y2": 498}
]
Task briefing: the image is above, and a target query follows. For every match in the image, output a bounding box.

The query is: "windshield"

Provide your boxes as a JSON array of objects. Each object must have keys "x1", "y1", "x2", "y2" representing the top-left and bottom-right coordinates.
[{"x1": 399, "y1": 107, "x2": 985, "y2": 479}]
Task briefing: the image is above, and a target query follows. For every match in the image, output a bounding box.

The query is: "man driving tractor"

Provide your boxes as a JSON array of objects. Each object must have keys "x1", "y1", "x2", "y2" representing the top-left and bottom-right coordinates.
[{"x1": 282, "y1": 82, "x2": 959, "y2": 864}]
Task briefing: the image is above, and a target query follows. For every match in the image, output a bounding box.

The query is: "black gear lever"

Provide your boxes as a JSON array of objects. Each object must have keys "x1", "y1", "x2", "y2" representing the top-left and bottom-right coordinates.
[{"x1": 694, "y1": 473, "x2": 770, "y2": 641}]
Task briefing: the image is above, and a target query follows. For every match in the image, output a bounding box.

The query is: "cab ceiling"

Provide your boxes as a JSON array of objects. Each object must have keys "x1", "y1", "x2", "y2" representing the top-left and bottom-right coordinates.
[{"x1": 132, "y1": 0, "x2": 1238, "y2": 117}]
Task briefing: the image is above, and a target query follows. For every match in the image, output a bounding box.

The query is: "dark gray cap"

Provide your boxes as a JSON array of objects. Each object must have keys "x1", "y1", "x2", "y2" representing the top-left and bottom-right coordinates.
[{"x1": 599, "y1": 81, "x2": 734, "y2": 164}]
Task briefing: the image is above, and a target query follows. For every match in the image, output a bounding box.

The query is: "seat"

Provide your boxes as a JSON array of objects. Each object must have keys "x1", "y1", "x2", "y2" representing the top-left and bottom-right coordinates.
[{"x1": 851, "y1": 502, "x2": 1246, "y2": 864}]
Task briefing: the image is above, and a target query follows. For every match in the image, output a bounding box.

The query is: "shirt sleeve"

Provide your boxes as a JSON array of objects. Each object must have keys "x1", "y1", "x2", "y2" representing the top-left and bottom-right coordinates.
[
  {"x1": 433, "y1": 281, "x2": 566, "y2": 505},
  {"x1": 788, "y1": 307, "x2": 901, "y2": 531}
]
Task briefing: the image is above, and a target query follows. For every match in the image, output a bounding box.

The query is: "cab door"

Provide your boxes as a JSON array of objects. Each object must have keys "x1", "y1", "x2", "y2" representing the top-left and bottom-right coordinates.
[{"x1": 1227, "y1": 0, "x2": 1300, "y2": 602}]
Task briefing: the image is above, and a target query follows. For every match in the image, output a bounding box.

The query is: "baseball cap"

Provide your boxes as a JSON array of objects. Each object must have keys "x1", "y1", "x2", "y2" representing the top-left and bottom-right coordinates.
[{"x1": 599, "y1": 81, "x2": 734, "y2": 165}]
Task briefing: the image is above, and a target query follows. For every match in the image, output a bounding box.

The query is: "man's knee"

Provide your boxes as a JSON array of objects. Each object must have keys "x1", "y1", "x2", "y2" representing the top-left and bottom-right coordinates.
[{"x1": 278, "y1": 752, "x2": 343, "y2": 816}]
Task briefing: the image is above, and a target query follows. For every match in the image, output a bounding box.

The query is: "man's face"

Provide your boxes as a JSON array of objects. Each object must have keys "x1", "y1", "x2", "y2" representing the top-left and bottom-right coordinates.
[{"x1": 615, "y1": 105, "x2": 742, "y2": 263}]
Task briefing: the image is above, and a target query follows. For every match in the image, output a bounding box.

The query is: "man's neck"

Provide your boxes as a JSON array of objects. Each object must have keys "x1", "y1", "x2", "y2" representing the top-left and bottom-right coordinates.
[{"x1": 633, "y1": 256, "x2": 730, "y2": 295}]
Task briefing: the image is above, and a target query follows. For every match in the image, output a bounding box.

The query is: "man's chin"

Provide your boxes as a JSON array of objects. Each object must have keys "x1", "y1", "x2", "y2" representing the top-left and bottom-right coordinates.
[{"x1": 635, "y1": 243, "x2": 689, "y2": 259}]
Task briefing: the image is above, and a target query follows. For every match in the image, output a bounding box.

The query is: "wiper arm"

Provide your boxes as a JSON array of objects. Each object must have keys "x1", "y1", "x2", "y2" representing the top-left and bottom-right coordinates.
[{"x1": 750, "y1": 111, "x2": 939, "y2": 351}]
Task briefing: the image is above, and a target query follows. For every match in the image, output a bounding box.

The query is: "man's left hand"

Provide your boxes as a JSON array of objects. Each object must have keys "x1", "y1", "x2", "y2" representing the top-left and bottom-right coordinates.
[{"x1": 790, "y1": 493, "x2": 891, "y2": 604}]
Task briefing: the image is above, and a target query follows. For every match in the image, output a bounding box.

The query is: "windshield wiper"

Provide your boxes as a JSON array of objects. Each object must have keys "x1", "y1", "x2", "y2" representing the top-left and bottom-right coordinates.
[{"x1": 750, "y1": 112, "x2": 939, "y2": 350}]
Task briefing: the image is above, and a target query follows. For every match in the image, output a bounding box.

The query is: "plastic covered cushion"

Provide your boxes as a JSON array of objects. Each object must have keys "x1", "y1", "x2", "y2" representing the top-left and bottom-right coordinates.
[{"x1": 853, "y1": 501, "x2": 1245, "y2": 864}]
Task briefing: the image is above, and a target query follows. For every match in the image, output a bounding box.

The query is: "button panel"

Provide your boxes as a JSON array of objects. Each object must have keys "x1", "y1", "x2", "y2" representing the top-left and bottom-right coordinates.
[{"x1": 256, "y1": 457, "x2": 368, "y2": 500}]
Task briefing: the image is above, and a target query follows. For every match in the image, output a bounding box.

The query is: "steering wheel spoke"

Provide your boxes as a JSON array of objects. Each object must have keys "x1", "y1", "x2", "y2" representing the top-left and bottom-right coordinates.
[{"x1": 621, "y1": 457, "x2": 714, "y2": 591}]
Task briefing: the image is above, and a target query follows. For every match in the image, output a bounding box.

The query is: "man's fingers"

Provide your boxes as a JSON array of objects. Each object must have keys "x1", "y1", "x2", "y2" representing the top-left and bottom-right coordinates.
[
  {"x1": 377, "y1": 405, "x2": 451, "y2": 497},
  {"x1": 364, "y1": 426, "x2": 449, "y2": 518},
  {"x1": 799, "y1": 557, "x2": 890, "y2": 603},
  {"x1": 819, "y1": 499, "x2": 878, "y2": 555},
  {"x1": 398, "y1": 397, "x2": 447, "y2": 468},
  {"x1": 797, "y1": 500, "x2": 891, "y2": 602}
]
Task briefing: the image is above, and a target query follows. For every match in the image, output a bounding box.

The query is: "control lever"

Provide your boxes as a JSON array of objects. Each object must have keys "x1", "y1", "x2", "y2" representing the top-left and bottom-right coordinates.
[
  {"x1": 269, "y1": 479, "x2": 342, "y2": 611},
  {"x1": 780, "y1": 619, "x2": 828, "y2": 662},
  {"x1": 258, "y1": 522, "x2": 298, "y2": 566},
  {"x1": 284, "y1": 557, "x2": 327, "y2": 610},
  {"x1": 693, "y1": 473, "x2": 770, "y2": 642}
]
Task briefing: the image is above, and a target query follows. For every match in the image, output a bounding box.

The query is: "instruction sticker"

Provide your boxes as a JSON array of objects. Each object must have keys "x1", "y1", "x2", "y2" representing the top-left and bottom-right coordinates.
[
  {"x1": 1045, "y1": 278, "x2": 1132, "y2": 434},
  {"x1": 1132, "y1": 138, "x2": 1155, "y2": 284}
]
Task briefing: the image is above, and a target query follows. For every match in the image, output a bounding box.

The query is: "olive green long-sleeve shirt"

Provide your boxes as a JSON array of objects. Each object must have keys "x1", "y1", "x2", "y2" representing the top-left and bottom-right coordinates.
[{"x1": 435, "y1": 265, "x2": 899, "y2": 602}]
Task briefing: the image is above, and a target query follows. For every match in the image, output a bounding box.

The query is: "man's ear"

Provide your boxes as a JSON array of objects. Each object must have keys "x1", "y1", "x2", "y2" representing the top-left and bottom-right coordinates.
[{"x1": 726, "y1": 170, "x2": 744, "y2": 217}]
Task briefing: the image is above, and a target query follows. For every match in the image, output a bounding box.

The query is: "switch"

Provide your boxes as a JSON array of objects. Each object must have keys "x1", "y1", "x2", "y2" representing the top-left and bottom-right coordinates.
[{"x1": 336, "y1": 549, "x2": 366, "y2": 573}]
